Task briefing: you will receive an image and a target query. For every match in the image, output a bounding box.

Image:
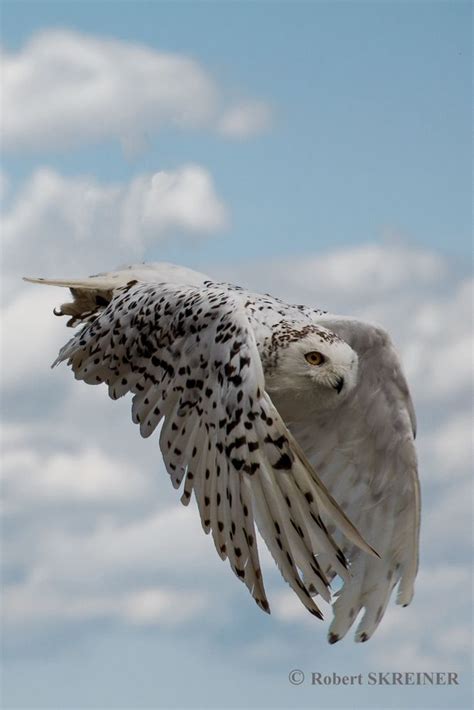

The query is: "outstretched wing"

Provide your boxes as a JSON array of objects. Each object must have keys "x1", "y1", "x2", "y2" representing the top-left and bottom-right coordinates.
[
  {"x1": 297, "y1": 315, "x2": 420, "y2": 642},
  {"x1": 50, "y1": 280, "x2": 374, "y2": 618}
]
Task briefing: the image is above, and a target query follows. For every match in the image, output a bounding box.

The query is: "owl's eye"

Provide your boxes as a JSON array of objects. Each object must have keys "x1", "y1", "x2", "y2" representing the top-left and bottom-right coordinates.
[{"x1": 304, "y1": 351, "x2": 325, "y2": 366}]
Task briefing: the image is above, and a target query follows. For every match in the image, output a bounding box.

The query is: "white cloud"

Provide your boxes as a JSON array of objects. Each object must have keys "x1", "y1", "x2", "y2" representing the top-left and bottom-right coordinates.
[
  {"x1": 397, "y1": 279, "x2": 473, "y2": 405},
  {"x1": 218, "y1": 100, "x2": 273, "y2": 138},
  {"x1": 1, "y1": 165, "x2": 228, "y2": 284},
  {"x1": 422, "y1": 477, "x2": 472, "y2": 557},
  {"x1": 418, "y1": 411, "x2": 473, "y2": 476},
  {"x1": 140, "y1": 167, "x2": 228, "y2": 234},
  {"x1": 121, "y1": 587, "x2": 209, "y2": 625},
  {"x1": 245, "y1": 242, "x2": 447, "y2": 305},
  {"x1": 1, "y1": 29, "x2": 272, "y2": 152},
  {"x1": 2, "y1": 446, "x2": 149, "y2": 510},
  {"x1": 42, "y1": 505, "x2": 215, "y2": 579},
  {"x1": 0, "y1": 170, "x2": 9, "y2": 201},
  {"x1": 4, "y1": 577, "x2": 208, "y2": 627},
  {"x1": 2, "y1": 499, "x2": 224, "y2": 629},
  {"x1": 1, "y1": 287, "x2": 67, "y2": 386}
]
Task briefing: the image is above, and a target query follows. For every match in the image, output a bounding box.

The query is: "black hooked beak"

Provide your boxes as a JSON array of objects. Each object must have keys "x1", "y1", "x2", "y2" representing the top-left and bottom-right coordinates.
[{"x1": 333, "y1": 376, "x2": 344, "y2": 394}]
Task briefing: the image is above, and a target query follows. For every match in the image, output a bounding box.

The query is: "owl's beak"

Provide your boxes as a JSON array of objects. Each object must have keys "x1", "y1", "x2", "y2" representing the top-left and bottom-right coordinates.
[{"x1": 333, "y1": 376, "x2": 344, "y2": 394}]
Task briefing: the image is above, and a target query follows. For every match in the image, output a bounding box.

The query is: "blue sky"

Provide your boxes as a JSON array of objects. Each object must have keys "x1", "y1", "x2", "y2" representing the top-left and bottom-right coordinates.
[
  {"x1": 2, "y1": 0, "x2": 472, "y2": 267},
  {"x1": 1, "y1": 2, "x2": 472, "y2": 709}
]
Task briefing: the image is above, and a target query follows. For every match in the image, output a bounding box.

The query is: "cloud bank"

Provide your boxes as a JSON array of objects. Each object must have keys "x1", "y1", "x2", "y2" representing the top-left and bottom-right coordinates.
[
  {"x1": 1, "y1": 30, "x2": 272, "y2": 153},
  {"x1": 1, "y1": 165, "x2": 228, "y2": 286}
]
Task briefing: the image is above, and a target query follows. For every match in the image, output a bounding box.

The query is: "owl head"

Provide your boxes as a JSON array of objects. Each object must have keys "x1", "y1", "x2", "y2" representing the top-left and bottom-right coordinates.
[{"x1": 264, "y1": 324, "x2": 358, "y2": 413}]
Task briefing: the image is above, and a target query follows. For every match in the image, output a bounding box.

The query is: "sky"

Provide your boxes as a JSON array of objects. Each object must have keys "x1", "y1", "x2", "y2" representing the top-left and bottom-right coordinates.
[{"x1": 1, "y1": 1, "x2": 472, "y2": 709}]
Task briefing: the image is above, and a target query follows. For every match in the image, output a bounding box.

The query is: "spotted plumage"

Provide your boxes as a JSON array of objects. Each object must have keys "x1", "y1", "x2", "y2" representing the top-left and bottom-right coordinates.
[{"x1": 24, "y1": 262, "x2": 420, "y2": 643}]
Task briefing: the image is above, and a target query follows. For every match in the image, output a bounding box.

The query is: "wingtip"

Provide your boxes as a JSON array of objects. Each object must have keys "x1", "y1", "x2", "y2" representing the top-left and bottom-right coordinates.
[
  {"x1": 396, "y1": 582, "x2": 415, "y2": 607},
  {"x1": 344, "y1": 527, "x2": 380, "y2": 560},
  {"x1": 256, "y1": 598, "x2": 271, "y2": 615},
  {"x1": 340, "y1": 525, "x2": 381, "y2": 560},
  {"x1": 369, "y1": 545, "x2": 381, "y2": 560}
]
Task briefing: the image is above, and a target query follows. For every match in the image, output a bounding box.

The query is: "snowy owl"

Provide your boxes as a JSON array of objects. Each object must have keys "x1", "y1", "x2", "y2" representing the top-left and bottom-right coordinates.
[{"x1": 25, "y1": 262, "x2": 420, "y2": 643}]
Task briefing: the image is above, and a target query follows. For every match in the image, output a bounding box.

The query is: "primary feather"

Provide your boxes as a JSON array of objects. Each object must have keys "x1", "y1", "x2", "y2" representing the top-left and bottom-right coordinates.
[{"x1": 24, "y1": 262, "x2": 419, "y2": 642}]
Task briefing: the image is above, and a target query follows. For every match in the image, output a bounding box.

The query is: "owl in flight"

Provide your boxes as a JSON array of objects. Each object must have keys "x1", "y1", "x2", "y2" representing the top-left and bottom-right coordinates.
[{"x1": 25, "y1": 262, "x2": 420, "y2": 643}]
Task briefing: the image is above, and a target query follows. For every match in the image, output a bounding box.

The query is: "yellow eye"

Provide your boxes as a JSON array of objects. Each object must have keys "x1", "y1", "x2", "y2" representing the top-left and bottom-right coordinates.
[{"x1": 305, "y1": 351, "x2": 325, "y2": 366}]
